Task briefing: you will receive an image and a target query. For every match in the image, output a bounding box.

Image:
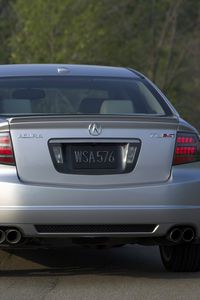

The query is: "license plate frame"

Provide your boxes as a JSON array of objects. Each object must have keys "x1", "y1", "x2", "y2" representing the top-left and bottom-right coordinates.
[{"x1": 49, "y1": 139, "x2": 141, "y2": 175}]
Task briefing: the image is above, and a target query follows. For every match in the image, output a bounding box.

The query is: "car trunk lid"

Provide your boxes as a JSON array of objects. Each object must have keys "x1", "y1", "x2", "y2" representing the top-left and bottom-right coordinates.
[{"x1": 9, "y1": 115, "x2": 178, "y2": 187}]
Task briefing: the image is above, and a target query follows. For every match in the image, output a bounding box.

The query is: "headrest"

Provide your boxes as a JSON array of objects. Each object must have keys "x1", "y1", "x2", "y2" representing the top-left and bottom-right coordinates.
[
  {"x1": 100, "y1": 100, "x2": 134, "y2": 114},
  {"x1": 1, "y1": 99, "x2": 32, "y2": 114},
  {"x1": 79, "y1": 98, "x2": 104, "y2": 114}
]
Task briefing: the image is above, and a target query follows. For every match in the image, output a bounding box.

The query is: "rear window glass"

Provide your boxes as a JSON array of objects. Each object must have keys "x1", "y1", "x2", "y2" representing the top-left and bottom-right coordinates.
[{"x1": 0, "y1": 77, "x2": 171, "y2": 116}]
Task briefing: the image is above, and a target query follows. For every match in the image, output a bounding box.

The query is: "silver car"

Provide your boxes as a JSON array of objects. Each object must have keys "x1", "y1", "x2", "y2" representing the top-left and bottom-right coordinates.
[{"x1": 0, "y1": 64, "x2": 200, "y2": 272}]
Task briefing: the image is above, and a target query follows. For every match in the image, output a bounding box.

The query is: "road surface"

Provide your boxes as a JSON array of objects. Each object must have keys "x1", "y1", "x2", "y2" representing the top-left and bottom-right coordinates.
[{"x1": 0, "y1": 245, "x2": 200, "y2": 299}]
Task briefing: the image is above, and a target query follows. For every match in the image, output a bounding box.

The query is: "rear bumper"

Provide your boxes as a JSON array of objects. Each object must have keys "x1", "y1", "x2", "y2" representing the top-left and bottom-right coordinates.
[{"x1": 1, "y1": 164, "x2": 200, "y2": 238}]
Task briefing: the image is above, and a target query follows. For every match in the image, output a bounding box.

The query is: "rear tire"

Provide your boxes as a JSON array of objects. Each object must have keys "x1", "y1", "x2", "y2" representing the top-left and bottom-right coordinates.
[{"x1": 160, "y1": 244, "x2": 200, "y2": 272}]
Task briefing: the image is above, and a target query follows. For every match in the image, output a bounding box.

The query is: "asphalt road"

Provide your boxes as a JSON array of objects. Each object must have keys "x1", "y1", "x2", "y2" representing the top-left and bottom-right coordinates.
[{"x1": 0, "y1": 245, "x2": 200, "y2": 300}]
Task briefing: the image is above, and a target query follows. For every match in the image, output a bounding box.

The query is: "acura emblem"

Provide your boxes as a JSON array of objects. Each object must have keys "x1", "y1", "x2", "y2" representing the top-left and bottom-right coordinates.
[{"x1": 88, "y1": 123, "x2": 102, "y2": 136}]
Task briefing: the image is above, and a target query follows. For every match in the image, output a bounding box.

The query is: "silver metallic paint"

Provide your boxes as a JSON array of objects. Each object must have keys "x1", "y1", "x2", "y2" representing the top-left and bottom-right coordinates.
[
  {"x1": 0, "y1": 64, "x2": 199, "y2": 241},
  {"x1": 1, "y1": 164, "x2": 200, "y2": 237}
]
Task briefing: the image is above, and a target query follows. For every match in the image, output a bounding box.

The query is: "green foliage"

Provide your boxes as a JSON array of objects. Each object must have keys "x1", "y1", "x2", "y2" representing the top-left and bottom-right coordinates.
[
  {"x1": 1, "y1": 0, "x2": 200, "y2": 128},
  {"x1": 0, "y1": 0, "x2": 16, "y2": 63}
]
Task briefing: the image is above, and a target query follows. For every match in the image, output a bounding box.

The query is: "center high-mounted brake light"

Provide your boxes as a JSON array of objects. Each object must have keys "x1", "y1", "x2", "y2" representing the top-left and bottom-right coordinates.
[
  {"x1": 0, "y1": 133, "x2": 15, "y2": 165},
  {"x1": 173, "y1": 132, "x2": 200, "y2": 165}
]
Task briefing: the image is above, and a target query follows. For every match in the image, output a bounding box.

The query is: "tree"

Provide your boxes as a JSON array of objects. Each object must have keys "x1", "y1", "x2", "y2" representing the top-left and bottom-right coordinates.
[
  {"x1": 0, "y1": 0, "x2": 16, "y2": 63},
  {"x1": 8, "y1": 0, "x2": 200, "y2": 129}
]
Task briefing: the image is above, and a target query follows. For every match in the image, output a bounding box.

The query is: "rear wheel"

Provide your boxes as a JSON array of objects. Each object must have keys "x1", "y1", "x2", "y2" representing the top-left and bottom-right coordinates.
[{"x1": 160, "y1": 244, "x2": 200, "y2": 272}]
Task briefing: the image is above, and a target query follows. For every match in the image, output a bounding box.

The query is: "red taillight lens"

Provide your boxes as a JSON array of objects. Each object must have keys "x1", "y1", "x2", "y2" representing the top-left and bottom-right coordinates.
[
  {"x1": 173, "y1": 132, "x2": 200, "y2": 165},
  {"x1": 0, "y1": 133, "x2": 15, "y2": 165}
]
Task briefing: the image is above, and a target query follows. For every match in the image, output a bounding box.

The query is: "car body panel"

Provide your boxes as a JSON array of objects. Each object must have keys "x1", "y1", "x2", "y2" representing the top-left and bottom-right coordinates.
[
  {"x1": 0, "y1": 164, "x2": 200, "y2": 238},
  {"x1": 0, "y1": 64, "x2": 139, "y2": 78},
  {"x1": 0, "y1": 64, "x2": 199, "y2": 246},
  {"x1": 9, "y1": 116, "x2": 178, "y2": 186}
]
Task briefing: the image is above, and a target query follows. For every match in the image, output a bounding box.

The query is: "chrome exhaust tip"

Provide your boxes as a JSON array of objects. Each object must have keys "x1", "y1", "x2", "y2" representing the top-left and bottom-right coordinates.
[
  {"x1": 168, "y1": 228, "x2": 183, "y2": 243},
  {"x1": 0, "y1": 230, "x2": 6, "y2": 244},
  {"x1": 182, "y1": 228, "x2": 195, "y2": 243},
  {"x1": 5, "y1": 229, "x2": 22, "y2": 244}
]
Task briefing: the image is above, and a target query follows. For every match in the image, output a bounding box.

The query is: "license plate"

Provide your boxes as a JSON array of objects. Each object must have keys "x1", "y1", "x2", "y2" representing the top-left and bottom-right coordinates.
[{"x1": 71, "y1": 145, "x2": 119, "y2": 169}]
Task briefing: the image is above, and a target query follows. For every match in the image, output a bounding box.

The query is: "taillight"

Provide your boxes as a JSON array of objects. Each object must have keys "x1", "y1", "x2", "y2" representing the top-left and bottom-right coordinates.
[
  {"x1": 0, "y1": 132, "x2": 15, "y2": 165},
  {"x1": 173, "y1": 132, "x2": 200, "y2": 165}
]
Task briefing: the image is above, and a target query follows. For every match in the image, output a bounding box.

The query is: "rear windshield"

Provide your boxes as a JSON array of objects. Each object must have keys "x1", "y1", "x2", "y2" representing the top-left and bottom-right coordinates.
[{"x1": 0, "y1": 76, "x2": 171, "y2": 116}]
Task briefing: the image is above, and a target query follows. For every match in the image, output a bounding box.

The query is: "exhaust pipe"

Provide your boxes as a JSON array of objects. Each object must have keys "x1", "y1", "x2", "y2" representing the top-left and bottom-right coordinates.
[
  {"x1": 5, "y1": 229, "x2": 22, "y2": 244},
  {"x1": 182, "y1": 228, "x2": 195, "y2": 243},
  {"x1": 168, "y1": 228, "x2": 183, "y2": 243},
  {"x1": 0, "y1": 230, "x2": 6, "y2": 244}
]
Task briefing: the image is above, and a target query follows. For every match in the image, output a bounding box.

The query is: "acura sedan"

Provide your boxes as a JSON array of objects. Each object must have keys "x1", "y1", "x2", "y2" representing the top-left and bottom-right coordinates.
[{"x1": 0, "y1": 64, "x2": 200, "y2": 272}]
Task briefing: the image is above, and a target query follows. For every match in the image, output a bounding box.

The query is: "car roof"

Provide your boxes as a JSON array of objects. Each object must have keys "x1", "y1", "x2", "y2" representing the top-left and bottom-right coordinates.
[{"x1": 0, "y1": 64, "x2": 141, "y2": 78}]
